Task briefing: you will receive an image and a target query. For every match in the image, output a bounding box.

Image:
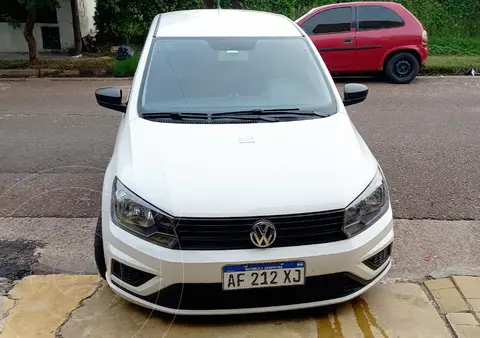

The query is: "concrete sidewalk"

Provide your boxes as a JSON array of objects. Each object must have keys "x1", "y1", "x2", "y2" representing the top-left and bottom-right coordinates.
[{"x1": 1, "y1": 275, "x2": 479, "y2": 338}]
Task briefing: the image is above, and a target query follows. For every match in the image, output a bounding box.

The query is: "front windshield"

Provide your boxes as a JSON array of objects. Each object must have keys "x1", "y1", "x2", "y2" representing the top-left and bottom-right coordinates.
[{"x1": 139, "y1": 36, "x2": 337, "y2": 115}]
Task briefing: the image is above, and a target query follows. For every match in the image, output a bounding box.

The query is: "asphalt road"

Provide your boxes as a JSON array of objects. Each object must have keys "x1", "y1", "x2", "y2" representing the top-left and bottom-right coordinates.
[
  {"x1": 1, "y1": 77, "x2": 479, "y2": 220},
  {"x1": 0, "y1": 76, "x2": 479, "y2": 280}
]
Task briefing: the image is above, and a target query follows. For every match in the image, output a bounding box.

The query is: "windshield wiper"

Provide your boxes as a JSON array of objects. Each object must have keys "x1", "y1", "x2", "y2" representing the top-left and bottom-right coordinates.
[
  {"x1": 142, "y1": 112, "x2": 279, "y2": 122},
  {"x1": 142, "y1": 109, "x2": 329, "y2": 122},
  {"x1": 211, "y1": 114, "x2": 280, "y2": 122},
  {"x1": 212, "y1": 108, "x2": 330, "y2": 118},
  {"x1": 142, "y1": 112, "x2": 209, "y2": 120}
]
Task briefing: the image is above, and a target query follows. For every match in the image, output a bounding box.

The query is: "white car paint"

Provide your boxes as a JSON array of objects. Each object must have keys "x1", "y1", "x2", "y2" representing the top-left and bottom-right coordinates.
[
  {"x1": 114, "y1": 114, "x2": 377, "y2": 218},
  {"x1": 155, "y1": 9, "x2": 301, "y2": 38},
  {"x1": 99, "y1": 9, "x2": 394, "y2": 315}
]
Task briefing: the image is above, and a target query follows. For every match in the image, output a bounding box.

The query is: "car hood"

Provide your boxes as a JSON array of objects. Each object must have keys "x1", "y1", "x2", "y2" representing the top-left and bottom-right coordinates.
[{"x1": 114, "y1": 113, "x2": 378, "y2": 217}]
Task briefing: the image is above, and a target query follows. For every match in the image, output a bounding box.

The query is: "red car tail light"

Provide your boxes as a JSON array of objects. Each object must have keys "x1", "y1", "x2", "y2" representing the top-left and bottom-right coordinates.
[{"x1": 422, "y1": 30, "x2": 428, "y2": 46}]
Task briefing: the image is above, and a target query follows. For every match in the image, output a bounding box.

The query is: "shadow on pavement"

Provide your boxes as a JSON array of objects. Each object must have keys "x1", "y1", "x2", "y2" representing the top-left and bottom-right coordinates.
[
  {"x1": 149, "y1": 303, "x2": 333, "y2": 325},
  {"x1": 0, "y1": 239, "x2": 44, "y2": 280},
  {"x1": 333, "y1": 75, "x2": 384, "y2": 84}
]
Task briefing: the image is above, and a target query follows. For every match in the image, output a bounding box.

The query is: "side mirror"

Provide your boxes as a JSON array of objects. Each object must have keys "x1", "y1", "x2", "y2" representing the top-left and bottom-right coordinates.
[
  {"x1": 95, "y1": 87, "x2": 127, "y2": 113},
  {"x1": 343, "y1": 83, "x2": 368, "y2": 107}
]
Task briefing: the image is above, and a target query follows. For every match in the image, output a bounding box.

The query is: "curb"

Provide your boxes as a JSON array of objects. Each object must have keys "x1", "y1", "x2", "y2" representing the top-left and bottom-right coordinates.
[
  {"x1": 0, "y1": 68, "x2": 111, "y2": 78},
  {"x1": 1, "y1": 69, "x2": 479, "y2": 80},
  {"x1": 2, "y1": 75, "x2": 477, "y2": 82},
  {"x1": 0, "y1": 69, "x2": 39, "y2": 78},
  {"x1": 0, "y1": 77, "x2": 132, "y2": 81}
]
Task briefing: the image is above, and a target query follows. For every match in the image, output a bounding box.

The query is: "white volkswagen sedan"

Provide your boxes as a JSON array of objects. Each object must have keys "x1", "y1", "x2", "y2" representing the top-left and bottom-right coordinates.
[{"x1": 94, "y1": 9, "x2": 394, "y2": 315}]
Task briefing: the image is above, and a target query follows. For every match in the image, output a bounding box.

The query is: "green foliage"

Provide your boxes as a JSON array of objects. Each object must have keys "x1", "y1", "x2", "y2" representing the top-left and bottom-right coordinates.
[
  {"x1": 429, "y1": 36, "x2": 480, "y2": 56},
  {"x1": 94, "y1": 0, "x2": 204, "y2": 43},
  {"x1": 394, "y1": 0, "x2": 480, "y2": 37},
  {"x1": 17, "y1": 0, "x2": 59, "y2": 10},
  {"x1": 113, "y1": 55, "x2": 140, "y2": 77},
  {"x1": 4, "y1": 0, "x2": 59, "y2": 27},
  {"x1": 94, "y1": 0, "x2": 480, "y2": 48},
  {"x1": 422, "y1": 55, "x2": 480, "y2": 75},
  {"x1": 1, "y1": 14, "x2": 21, "y2": 28}
]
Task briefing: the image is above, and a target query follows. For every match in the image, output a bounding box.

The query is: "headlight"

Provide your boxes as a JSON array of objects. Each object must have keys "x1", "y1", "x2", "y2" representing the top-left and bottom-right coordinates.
[
  {"x1": 111, "y1": 177, "x2": 177, "y2": 248},
  {"x1": 343, "y1": 167, "x2": 390, "y2": 238}
]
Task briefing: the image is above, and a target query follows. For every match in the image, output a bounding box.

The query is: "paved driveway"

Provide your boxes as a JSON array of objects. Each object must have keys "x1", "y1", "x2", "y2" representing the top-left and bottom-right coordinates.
[
  {"x1": 1, "y1": 77, "x2": 478, "y2": 219},
  {"x1": 0, "y1": 77, "x2": 479, "y2": 280}
]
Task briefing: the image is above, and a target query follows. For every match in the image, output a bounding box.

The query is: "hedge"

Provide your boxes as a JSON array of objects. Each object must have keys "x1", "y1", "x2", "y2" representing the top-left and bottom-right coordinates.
[{"x1": 94, "y1": 0, "x2": 480, "y2": 44}]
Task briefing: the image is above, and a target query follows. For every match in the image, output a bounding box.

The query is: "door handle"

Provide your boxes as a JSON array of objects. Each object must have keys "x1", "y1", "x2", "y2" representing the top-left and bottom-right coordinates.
[{"x1": 344, "y1": 38, "x2": 354, "y2": 43}]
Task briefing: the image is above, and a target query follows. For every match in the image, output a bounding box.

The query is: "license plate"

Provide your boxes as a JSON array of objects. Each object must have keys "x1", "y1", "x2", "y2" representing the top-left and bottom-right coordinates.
[{"x1": 222, "y1": 261, "x2": 305, "y2": 290}]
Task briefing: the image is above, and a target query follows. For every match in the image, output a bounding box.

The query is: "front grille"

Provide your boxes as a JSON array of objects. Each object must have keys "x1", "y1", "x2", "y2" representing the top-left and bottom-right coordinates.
[
  {"x1": 112, "y1": 272, "x2": 369, "y2": 310},
  {"x1": 111, "y1": 260, "x2": 155, "y2": 287},
  {"x1": 171, "y1": 210, "x2": 347, "y2": 250},
  {"x1": 363, "y1": 244, "x2": 392, "y2": 270}
]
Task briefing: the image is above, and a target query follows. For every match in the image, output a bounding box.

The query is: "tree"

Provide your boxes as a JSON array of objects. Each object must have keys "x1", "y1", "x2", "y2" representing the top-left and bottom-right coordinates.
[
  {"x1": 17, "y1": 0, "x2": 59, "y2": 62},
  {"x1": 70, "y1": 0, "x2": 82, "y2": 55},
  {"x1": 203, "y1": 0, "x2": 214, "y2": 8}
]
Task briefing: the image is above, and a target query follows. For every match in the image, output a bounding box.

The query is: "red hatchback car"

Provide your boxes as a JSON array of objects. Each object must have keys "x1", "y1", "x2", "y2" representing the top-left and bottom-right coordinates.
[{"x1": 295, "y1": 1, "x2": 428, "y2": 84}]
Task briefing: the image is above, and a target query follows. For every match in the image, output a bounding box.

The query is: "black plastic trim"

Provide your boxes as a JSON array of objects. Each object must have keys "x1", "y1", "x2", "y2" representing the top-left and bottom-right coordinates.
[
  {"x1": 352, "y1": 4, "x2": 357, "y2": 29},
  {"x1": 171, "y1": 209, "x2": 347, "y2": 250},
  {"x1": 363, "y1": 244, "x2": 392, "y2": 270},
  {"x1": 318, "y1": 45, "x2": 381, "y2": 52},
  {"x1": 111, "y1": 259, "x2": 156, "y2": 287},
  {"x1": 111, "y1": 268, "x2": 387, "y2": 311}
]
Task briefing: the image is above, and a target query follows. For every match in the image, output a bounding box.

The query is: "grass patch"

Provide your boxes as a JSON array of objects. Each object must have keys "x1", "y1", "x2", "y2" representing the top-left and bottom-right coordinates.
[
  {"x1": 113, "y1": 55, "x2": 140, "y2": 77},
  {"x1": 429, "y1": 36, "x2": 480, "y2": 56},
  {"x1": 426, "y1": 55, "x2": 480, "y2": 68},
  {"x1": 109, "y1": 55, "x2": 480, "y2": 78},
  {"x1": 1, "y1": 53, "x2": 479, "y2": 77},
  {"x1": 422, "y1": 55, "x2": 480, "y2": 75}
]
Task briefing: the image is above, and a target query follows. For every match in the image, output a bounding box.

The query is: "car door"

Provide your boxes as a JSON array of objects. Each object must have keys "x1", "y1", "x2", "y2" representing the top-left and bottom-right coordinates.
[
  {"x1": 298, "y1": 6, "x2": 356, "y2": 73},
  {"x1": 354, "y1": 5, "x2": 406, "y2": 71}
]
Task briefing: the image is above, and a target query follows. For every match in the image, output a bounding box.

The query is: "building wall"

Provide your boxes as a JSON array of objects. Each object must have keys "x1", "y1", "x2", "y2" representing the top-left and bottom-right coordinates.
[{"x1": 0, "y1": 0, "x2": 96, "y2": 53}]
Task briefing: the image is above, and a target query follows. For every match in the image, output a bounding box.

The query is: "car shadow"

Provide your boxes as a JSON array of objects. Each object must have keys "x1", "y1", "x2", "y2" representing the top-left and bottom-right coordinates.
[
  {"x1": 149, "y1": 302, "x2": 335, "y2": 325},
  {"x1": 333, "y1": 75, "x2": 385, "y2": 84}
]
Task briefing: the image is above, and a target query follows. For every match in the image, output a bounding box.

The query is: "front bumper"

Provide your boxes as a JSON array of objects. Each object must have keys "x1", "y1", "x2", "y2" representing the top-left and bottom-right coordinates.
[
  {"x1": 102, "y1": 207, "x2": 394, "y2": 315},
  {"x1": 420, "y1": 46, "x2": 429, "y2": 65}
]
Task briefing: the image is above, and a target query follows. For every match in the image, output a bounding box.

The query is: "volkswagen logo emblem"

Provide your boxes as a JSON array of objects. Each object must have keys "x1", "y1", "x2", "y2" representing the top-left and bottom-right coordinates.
[{"x1": 250, "y1": 220, "x2": 276, "y2": 248}]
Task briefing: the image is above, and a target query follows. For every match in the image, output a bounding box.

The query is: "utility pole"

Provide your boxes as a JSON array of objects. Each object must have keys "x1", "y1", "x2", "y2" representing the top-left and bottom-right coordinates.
[{"x1": 70, "y1": 0, "x2": 82, "y2": 54}]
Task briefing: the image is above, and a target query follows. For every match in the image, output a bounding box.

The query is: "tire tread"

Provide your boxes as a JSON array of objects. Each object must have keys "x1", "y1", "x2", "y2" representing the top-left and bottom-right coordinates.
[{"x1": 384, "y1": 52, "x2": 419, "y2": 84}]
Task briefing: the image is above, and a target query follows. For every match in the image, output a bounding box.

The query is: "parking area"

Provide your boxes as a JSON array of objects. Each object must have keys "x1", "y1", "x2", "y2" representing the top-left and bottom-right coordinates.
[
  {"x1": 0, "y1": 76, "x2": 479, "y2": 337},
  {"x1": 2, "y1": 274, "x2": 480, "y2": 337},
  {"x1": 1, "y1": 77, "x2": 479, "y2": 220}
]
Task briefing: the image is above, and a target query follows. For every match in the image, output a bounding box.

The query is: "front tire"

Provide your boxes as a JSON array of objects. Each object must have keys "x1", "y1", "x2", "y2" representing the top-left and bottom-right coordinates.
[
  {"x1": 384, "y1": 52, "x2": 419, "y2": 84},
  {"x1": 94, "y1": 216, "x2": 107, "y2": 279}
]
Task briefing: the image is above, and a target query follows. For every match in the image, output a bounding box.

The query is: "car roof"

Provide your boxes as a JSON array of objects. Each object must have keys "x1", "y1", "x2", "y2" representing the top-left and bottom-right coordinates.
[
  {"x1": 315, "y1": 1, "x2": 400, "y2": 9},
  {"x1": 295, "y1": 1, "x2": 401, "y2": 23},
  {"x1": 154, "y1": 9, "x2": 302, "y2": 38}
]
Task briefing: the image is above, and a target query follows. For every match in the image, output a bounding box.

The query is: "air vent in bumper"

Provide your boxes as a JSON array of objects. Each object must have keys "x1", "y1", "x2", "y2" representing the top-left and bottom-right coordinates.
[{"x1": 111, "y1": 260, "x2": 155, "y2": 287}]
